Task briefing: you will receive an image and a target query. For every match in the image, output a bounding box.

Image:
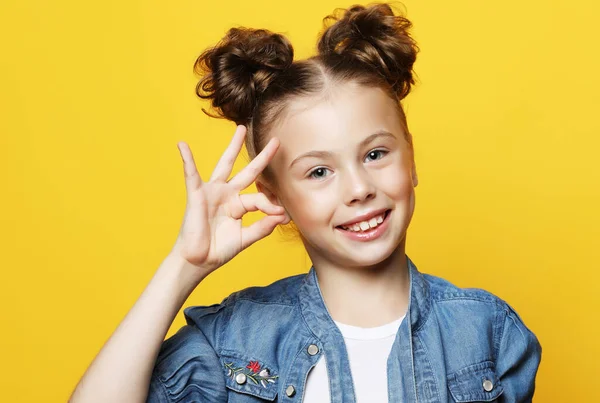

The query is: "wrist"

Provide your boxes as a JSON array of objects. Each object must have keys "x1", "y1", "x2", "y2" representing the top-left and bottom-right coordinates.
[{"x1": 160, "y1": 250, "x2": 208, "y2": 297}]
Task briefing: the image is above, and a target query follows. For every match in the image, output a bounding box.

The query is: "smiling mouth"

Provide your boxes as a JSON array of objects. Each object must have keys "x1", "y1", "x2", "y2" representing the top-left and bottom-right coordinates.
[{"x1": 336, "y1": 209, "x2": 391, "y2": 233}]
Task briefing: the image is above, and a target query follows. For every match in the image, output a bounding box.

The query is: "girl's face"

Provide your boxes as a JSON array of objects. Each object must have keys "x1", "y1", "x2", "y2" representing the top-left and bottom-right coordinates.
[{"x1": 260, "y1": 82, "x2": 418, "y2": 268}]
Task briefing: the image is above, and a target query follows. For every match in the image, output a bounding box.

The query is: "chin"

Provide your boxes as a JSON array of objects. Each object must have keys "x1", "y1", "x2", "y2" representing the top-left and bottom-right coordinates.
[
  {"x1": 348, "y1": 254, "x2": 393, "y2": 268},
  {"x1": 340, "y1": 238, "x2": 403, "y2": 268}
]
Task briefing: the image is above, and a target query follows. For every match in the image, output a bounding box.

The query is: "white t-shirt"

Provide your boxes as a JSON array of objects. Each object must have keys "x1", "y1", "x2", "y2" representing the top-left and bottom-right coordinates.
[{"x1": 303, "y1": 313, "x2": 406, "y2": 402}]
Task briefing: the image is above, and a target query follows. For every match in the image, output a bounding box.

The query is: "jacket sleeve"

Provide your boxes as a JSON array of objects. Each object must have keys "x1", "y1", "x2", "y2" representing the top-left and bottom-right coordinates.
[
  {"x1": 146, "y1": 301, "x2": 230, "y2": 403},
  {"x1": 496, "y1": 304, "x2": 542, "y2": 403}
]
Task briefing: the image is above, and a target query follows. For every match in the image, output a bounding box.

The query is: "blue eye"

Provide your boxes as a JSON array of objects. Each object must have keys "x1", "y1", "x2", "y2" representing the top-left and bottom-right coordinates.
[
  {"x1": 365, "y1": 149, "x2": 387, "y2": 162},
  {"x1": 308, "y1": 167, "x2": 330, "y2": 180}
]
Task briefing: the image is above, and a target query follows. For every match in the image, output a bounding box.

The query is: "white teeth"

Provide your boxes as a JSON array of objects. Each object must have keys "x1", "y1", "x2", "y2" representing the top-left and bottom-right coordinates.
[{"x1": 341, "y1": 212, "x2": 386, "y2": 232}]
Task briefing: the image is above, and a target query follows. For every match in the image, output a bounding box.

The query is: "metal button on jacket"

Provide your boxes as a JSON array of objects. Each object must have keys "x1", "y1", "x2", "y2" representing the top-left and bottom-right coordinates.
[
  {"x1": 285, "y1": 385, "x2": 296, "y2": 397},
  {"x1": 483, "y1": 379, "x2": 494, "y2": 392},
  {"x1": 307, "y1": 344, "x2": 319, "y2": 356},
  {"x1": 235, "y1": 373, "x2": 247, "y2": 385}
]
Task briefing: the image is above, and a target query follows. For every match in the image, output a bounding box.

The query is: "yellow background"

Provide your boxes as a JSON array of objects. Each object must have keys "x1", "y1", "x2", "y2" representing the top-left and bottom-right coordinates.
[{"x1": 1, "y1": 0, "x2": 598, "y2": 401}]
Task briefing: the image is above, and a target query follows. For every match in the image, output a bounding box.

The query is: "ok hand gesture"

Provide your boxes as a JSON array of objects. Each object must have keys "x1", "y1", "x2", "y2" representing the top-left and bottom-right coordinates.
[{"x1": 172, "y1": 125, "x2": 288, "y2": 279}]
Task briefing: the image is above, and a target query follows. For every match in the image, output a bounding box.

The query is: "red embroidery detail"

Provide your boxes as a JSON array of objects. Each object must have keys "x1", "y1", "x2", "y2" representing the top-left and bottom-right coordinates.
[{"x1": 246, "y1": 361, "x2": 261, "y2": 373}]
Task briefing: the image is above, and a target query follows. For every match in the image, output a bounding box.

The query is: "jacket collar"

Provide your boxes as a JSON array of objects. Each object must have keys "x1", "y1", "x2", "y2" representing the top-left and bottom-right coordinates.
[{"x1": 298, "y1": 255, "x2": 431, "y2": 340}]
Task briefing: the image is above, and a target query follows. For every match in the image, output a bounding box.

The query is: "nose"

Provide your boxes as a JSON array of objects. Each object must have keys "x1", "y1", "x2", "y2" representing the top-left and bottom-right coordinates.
[{"x1": 342, "y1": 167, "x2": 376, "y2": 205}]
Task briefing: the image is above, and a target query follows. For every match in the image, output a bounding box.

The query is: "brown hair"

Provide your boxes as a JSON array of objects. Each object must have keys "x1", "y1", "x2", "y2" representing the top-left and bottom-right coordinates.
[{"x1": 194, "y1": 2, "x2": 419, "y2": 179}]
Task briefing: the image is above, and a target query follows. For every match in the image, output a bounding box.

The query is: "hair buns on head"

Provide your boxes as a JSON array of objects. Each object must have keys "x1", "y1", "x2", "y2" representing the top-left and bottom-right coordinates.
[
  {"x1": 195, "y1": 28, "x2": 294, "y2": 125},
  {"x1": 318, "y1": 3, "x2": 419, "y2": 100}
]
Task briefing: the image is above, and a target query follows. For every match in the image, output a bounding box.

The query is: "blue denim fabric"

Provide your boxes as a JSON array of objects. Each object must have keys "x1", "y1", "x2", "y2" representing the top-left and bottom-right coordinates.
[{"x1": 147, "y1": 256, "x2": 542, "y2": 402}]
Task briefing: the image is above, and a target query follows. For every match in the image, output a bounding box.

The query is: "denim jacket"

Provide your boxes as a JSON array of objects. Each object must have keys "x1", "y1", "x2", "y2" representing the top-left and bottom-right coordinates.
[{"x1": 147, "y1": 256, "x2": 542, "y2": 402}]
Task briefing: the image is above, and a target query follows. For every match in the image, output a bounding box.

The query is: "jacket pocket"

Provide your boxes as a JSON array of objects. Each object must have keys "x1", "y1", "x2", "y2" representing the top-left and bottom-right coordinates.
[
  {"x1": 220, "y1": 349, "x2": 279, "y2": 401},
  {"x1": 447, "y1": 360, "x2": 504, "y2": 402}
]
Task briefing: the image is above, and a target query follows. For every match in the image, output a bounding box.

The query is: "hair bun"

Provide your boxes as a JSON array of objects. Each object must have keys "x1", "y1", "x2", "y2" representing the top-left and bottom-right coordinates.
[
  {"x1": 195, "y1": 27, "x2": 294, "y2": 125},
  {"x1": 317, "y1": 3, "x2": 419, "y2": 100}
]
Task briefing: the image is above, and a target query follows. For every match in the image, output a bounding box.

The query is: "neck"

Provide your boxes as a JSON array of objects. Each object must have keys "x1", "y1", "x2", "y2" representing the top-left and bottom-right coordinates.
[{"x1": 307, "y1": 239, "x2": 410, "y2": 328}]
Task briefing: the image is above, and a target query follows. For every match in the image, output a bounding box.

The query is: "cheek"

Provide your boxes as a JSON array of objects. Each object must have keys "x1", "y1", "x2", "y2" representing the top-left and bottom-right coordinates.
[
  {"x1": 376, "y1": 165, "x2": 414, "y2": 200},
  {"x1": 282, "y1": 182, "x2": 335, "y2": 230}
]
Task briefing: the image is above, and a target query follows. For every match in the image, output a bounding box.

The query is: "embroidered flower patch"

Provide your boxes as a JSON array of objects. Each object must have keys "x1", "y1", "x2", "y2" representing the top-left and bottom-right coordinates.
[{"x1": 224, "y1": 360, "x2": 279, "y2": 388}]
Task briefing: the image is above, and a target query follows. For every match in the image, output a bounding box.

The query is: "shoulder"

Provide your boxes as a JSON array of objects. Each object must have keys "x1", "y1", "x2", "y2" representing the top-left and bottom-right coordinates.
[
  {"x1": 419, "y1": 271, "x2": 540, "y2": 355},
  {"x1": 422, "y1": 271, "x2": 514, "y2": 314},
  {"x1": 182, "y1": 272, "x2": 307, "y2": 345},
  {"x1": 186, "y1": 271, "x2": 306, "y2": 314},
  {"x1": 419, "y1": 271, "x2": 541, "y2": 374},
  {"x1": 228, "y1": 272, "x2": 307, "y2": 305}
]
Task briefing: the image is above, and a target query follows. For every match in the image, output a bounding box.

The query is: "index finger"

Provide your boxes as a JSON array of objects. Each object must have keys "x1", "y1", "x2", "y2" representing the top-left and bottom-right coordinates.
[
  {"x1": 228, "y1": 137, "x2": 280, "y2": 190},
  {"x1": 209, "y1": 125, "x2": 246, "y2": 182}
]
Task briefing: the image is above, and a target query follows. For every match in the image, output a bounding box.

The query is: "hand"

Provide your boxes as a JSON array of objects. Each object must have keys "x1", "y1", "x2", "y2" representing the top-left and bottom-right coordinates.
[{"x1": 172, "y1": 125, "x2": 286, "y2": 277}]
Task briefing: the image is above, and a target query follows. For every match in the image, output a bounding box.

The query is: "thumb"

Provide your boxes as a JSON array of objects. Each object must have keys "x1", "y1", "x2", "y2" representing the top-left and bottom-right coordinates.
[{"x1": 240, "y1": 215, "x2": 285, "y2": 250}]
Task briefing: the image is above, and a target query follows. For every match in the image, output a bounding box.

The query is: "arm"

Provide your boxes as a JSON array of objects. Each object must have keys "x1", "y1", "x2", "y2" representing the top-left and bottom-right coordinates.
[
  {"x1": 69, "y1": 252, "x2": 206, "y2": 403},
  {"x1": 496, "y1": 305, "x2": 543, "y2": 403},
  {"x1": 69, "y1": 125, "x2": 285, "y2": 403}
]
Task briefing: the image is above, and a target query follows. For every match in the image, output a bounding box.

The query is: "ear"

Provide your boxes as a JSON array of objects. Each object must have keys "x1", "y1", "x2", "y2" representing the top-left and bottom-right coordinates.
[
  {"x1": 411, "y1": 159, "x2": 418, "y2": 187},
  {"x1": 405, "y1": 132, "x2": 418, "y2": 187},
  {"x1": 256, "y1": 180, "x2": 292, "y2": 225}
]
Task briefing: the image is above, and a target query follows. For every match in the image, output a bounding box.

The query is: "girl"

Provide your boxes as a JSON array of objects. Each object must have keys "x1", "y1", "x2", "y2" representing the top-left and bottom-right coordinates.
[{"x1": 70, "y1": 2, "x2": 542, "y2": 402}]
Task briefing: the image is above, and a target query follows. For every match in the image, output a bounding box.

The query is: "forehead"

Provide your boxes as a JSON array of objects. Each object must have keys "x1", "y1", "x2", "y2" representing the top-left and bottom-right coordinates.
[{"x1": 270, "y1": 83, "x2": 405, "y2": 159}]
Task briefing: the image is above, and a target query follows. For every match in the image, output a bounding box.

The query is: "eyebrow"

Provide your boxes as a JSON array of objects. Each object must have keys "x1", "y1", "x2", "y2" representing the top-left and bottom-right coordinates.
[{"x1": 288, "y1": 130, "x2": 396, "y2": 169}]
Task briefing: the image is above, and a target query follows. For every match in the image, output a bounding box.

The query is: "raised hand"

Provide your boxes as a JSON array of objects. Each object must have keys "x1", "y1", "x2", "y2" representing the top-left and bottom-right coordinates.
[{"x1": 172, "y1": 125, "x2": 286, "y2": 278}]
